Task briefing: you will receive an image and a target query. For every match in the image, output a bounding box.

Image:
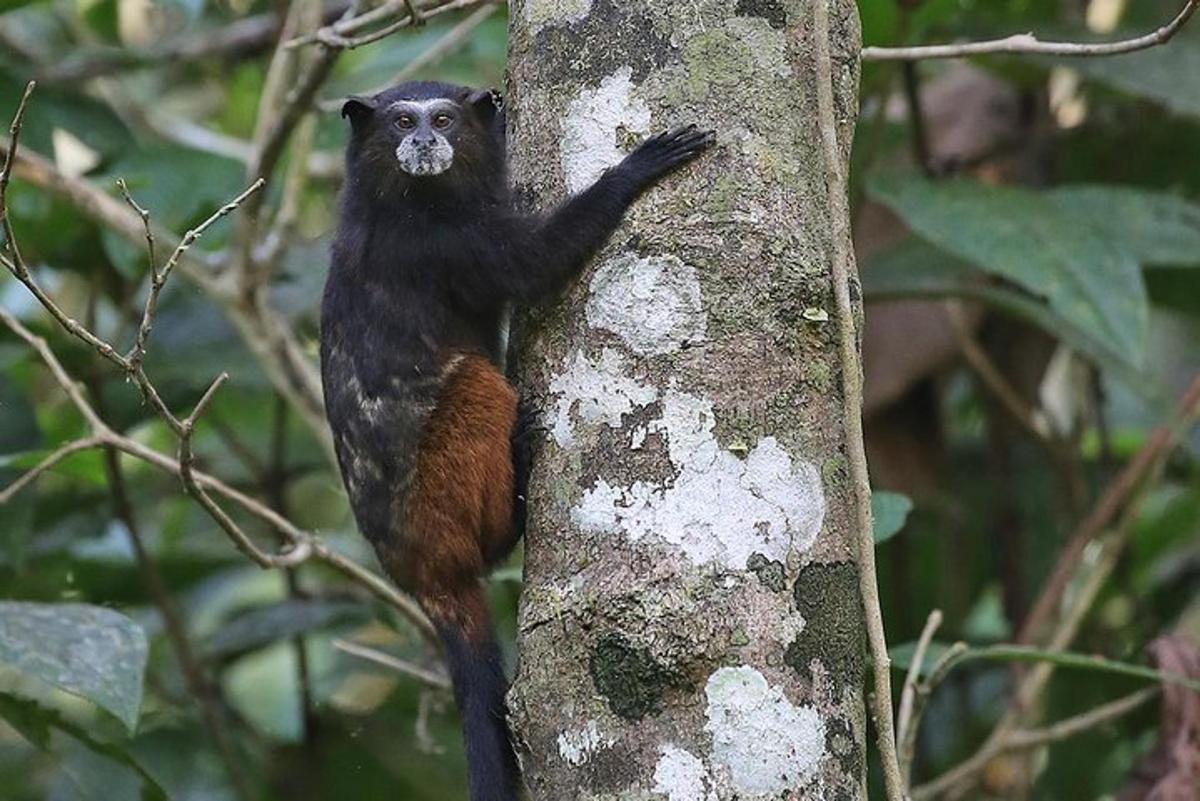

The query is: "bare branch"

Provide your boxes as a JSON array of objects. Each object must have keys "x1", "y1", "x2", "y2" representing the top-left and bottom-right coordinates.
[
  {"x1": 863, "y1": 0, "x2": 1198, "y2": 61},
  {"x1": 1007, "y1": 687, "x2": 1158, "y2": 750},
  {"x1": 911, "y1": 686, "x2": 1159, "y2": 800},
  {"x1": 0, "y1": 307, "x2": 109, "y2": 433},
  {"x1": 1018, "y1": 374, "x2": 1200, "y2": 647},
  {"x1": 0, "y1": 304, "x2": 433, "y2": 639},
  {"x1": 319, "y1": 1, "x2": 500, "y2": 109},
  {"x1": 0, "y1": 81, "x2": 35, "y2": 266},
  {"x1": 0, "y1": 136, "x2": 330, "y2": 449},
  {"x1": 333, "y1": 639, "x2": 451, "y2": 690},
  {"x1": 175, "y1": 372, "x2": 312, "y2": 569},
  {"x1": 34, "y1": 1, "x2": 355, "y2": 84},
  {"x1": 292, "y1": 0, "x2": 490, "y2": 50},
  {"x1": 897, "y1": 609, "x2": 943, "y2": 785}
]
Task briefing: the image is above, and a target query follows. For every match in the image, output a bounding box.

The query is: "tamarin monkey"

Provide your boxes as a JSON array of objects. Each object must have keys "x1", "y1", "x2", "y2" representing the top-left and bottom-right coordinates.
[{"x1": 320, "y1": 80, "x2": 714, "y2": 801}]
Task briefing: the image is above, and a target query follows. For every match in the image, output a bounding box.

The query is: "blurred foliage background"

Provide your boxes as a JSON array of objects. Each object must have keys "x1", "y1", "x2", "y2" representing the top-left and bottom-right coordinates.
[{"x1": 0, "y1": 0, "x2": 1198, "y2": 799}]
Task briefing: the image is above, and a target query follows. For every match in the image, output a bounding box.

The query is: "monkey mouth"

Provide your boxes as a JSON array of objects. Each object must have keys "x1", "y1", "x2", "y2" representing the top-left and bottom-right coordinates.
[{"x1": 395, "y1": 144, "x2": 453, "y2": 177}]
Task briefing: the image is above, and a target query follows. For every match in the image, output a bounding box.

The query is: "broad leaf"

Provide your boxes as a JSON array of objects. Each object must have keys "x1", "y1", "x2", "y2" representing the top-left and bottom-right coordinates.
[
  {"x1": 204, "y1": 598, "x2": 366, "y2": 660},
  {"x1": 869, "y1": 175, "x2": 1149, "y2": 366},
  {"x1": 0, "y1": 696, "x2": 167, "y2": 801},
  {"x1": 872, "y1": 491, "x2": 912, "y2": 544},
  {"x1": 861, "y1": 238, "x2": 1154, "y2": 391},
  {"x1": 0, "y1": 602, "x2": 147, "y2": 733},
  {"x1": 1050, "y1": 186, "x2": 1200, "y2": 267},
  {"x1": 1071, "y1": 34, "x2": 1200, "y2": 119}
]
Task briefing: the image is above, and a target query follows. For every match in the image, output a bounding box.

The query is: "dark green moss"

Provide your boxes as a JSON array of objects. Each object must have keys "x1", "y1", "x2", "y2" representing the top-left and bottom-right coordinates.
[
  {"x1": 746, "y1": 553, "x2": 786, "y2": 592},
  {"x1": 588, "y1": 632, "x2": 687, "y2": 720},
  {"x1": 736, "y1": 0, "x2": 786, "y2": 29},
  {"x1": 785, "y1": 562, "x2": 864, "y2": 689}
]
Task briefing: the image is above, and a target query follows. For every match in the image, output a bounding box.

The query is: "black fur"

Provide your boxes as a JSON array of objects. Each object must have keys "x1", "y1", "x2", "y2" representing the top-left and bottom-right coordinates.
[
  {"x1": 437, "y1": 623, "x2": 519, "y2": 801},
  {"x1": 319, "y1": 80, "x2": 714, "y2": 801}
]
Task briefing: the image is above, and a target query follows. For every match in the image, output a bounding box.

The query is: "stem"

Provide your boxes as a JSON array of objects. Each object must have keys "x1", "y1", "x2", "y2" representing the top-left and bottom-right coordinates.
[{"x1": 812, "y1": 2, "x2": 905, "y2": 798}]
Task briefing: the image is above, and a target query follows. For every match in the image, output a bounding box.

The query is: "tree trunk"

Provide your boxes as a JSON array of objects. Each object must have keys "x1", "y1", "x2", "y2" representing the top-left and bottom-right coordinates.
[{"x1": 506, "y1": 1, "x2": 867, "y2": 798}]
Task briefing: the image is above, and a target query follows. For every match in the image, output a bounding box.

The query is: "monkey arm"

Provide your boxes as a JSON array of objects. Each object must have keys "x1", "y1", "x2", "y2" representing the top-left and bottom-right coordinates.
[{"x1": 454, "y1": 125, "x2": 715, "y2": 306}]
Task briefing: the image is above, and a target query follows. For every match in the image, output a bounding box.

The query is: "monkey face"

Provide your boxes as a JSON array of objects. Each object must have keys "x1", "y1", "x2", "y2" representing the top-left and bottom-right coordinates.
[
  {"x1": 388, "y1": 99, "x2": 459, "y2": 177},
  {"x1": 341, "y1": 82, "x2": 504, "y2": 194}
]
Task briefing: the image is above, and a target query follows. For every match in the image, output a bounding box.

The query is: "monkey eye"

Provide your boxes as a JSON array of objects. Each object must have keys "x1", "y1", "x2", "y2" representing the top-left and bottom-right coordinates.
[
  {"x1": 395, "y1": 114, "x2": 416, "y2": 130},
  {"x1": 432, "y1": 112, "x2": 454, "y2": 130}
]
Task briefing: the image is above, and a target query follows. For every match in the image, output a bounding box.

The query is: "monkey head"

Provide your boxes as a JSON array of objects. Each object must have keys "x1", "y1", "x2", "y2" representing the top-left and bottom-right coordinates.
[{"x1": 341, "y1": 81, "x2": 504, "y2": 191}]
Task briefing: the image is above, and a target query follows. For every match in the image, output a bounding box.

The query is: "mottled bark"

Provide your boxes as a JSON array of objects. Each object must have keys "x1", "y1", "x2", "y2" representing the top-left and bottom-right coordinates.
[{"x1": 506, "y1": 2, "x2": 866, "y2": 799}]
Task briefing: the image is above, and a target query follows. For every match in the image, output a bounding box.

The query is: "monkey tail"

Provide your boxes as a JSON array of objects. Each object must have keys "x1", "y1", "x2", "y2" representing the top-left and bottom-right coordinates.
[{"x1": 428, "y1": 591, "x2": 520, "y2": 801}]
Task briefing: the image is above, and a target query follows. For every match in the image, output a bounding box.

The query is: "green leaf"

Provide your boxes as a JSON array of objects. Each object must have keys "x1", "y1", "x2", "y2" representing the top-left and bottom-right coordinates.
[
  {"x1": 871, "y1": 177, "x2": 1144, "y2": 343},
  {"x1": 0, "y1": 602, "x2": 148, "y2": 734},
  {"x1": 1071, "y1": 34, "x2": 1200, "y2": 119},
  {"x1": 0, "y1": 446, "x2": 106, "y2": 487},
  {"x1": 0, "y1": 70, "x2": 132, "y2": 160},
  {"x1": 204, "y1": 598, "x2": 367, "y2": 660},
  {"x1": 0, "y1": 373, "x2": 40, "y2": 455},
  {"x1": 861, "y1": 238, "x2": 1154, "y2": 391},
  {"x1": 0, "y1": 695, "x2": 167, "y2": 801},
  {"x1": 1049, "y1": 186, "x2": 1200, "y2": 267},
  {"x1": 95, "y1": 146, "x2": 244, "y2": 244},
  {"x1": 872, "y1": 491, "x2": 912, "y2": 544},
  {"x1": 869, "y1": 175, "x2": 1148, "y2": 366},
  {"x1": 889, "y1": 641, "x2": 1200, "y2": 692}
]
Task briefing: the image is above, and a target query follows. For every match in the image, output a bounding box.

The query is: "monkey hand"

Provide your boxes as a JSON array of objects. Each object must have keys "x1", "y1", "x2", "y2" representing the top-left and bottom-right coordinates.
[{"x1": 617, "y1": 124, "x2": 716, "y2": 191}]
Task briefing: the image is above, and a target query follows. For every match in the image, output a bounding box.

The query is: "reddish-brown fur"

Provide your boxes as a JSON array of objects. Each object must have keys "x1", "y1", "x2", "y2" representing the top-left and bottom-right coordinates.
[{"x1": 383, "y1": 354, "x2": 517, "y2": 643}]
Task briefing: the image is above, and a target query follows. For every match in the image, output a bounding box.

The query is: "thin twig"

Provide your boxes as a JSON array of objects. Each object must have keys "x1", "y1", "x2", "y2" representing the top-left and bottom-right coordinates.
[
  {"x1": 812, "y1": 2, "x2": 905, "y2": 799},
  {"x1": 319, "y1": 1, "x2": 500, "y2": 110},
  {"x1": 1018, "y1": 374, "x2": 1200, "y2": 646},
  {"x1": 863, "y1": 0, "x2": 1198, "y2": 61},
  {"x1": 293, "y1": 0, "x2": 488, "y2": 50},
  {"x1": 0, "y1": 437, "x2": 104, "y2": 504},
  {"x1": 912, "y1": 378, "x2": 1200, "y2": 799},
  {"x1": 1006, "y1": 687, "x2": 1158, "y2": 750},
  {"x1": 34, "y1": 1, "x2": 355, "y2": 84},
  {"x1": 0, "y1": 308, "x2": 109, "y2": 433},
  {"x1": 898, "y1": 610, "x2": 943, "y2": 784},
  {"x1": 175, "y1": 373, "x2": 314, "y2": 569},
  {"x1": 0, "y1": 137, "x2": 330, "y2": 448},
  {"x1": 1, "y1": 80, "x2": 35, "y2": 267},
  {"x1": 333, "y1": 639, "x2": 451, "y2": 690},
  {"x1": 119, "y1": 178, "x2": 264, "y2": 376},
  {"x1": 82, "y1": 368, "x2": 253, "y2": 801},
  {"x1": 911, "y1": 687, "x2": 1157, "y2": 800},
  {"x1": 0, "y1": 300, "x2": 434, "y2": 640}
]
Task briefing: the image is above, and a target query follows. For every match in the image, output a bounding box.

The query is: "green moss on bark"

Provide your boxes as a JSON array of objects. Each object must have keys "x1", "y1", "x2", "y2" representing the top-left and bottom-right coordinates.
[
  {"x1": 785, "y1": 562, "x2": 864, "y2": 689},
  {"x1": 588, "y1": 632, "x2": 688, "y2": 720}
]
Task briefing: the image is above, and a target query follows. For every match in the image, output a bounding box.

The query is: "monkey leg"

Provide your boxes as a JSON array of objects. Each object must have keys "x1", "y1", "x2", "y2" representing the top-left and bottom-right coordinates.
[
  {"x1": 402, "y1": 353, "x2": 517, "y2": 599},
  {"x1": 398, "y1": 353, "x2": 520, "y2": 801}
]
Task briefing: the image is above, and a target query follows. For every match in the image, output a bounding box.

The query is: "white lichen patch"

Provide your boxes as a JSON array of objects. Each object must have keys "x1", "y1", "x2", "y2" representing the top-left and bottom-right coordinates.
[
  {"x1": 653, "y1": 745, "x2": 713, "y2": 801},
  {"x1": 561, "y1": 66, "x2": 651, "y2": 194},
  {"x1": 523, "y1": 0, "x2": 594, "y2": 29},
  {"x1": 586, "y1": 253, "x2": 707, "y2": 355},
  {"x1": 549, "y1": 348, "x2": 657, "y2": 448},
  {"x1": 557, "y1": 720, "x2": 616, "y2": 766},
  {"x1": 572, "y1": 390, "x2": 826, "y2": 569},
  {"x1": 703, "y1": 666, "x2": 826, "y2": 796}
]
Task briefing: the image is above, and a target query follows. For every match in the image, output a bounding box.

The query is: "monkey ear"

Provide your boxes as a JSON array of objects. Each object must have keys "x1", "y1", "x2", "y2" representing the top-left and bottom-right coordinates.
[
  {"x1": 341, "y1": 95, "x2": 378, "y2": 128},
  {"x1": 466, "y1": 88, "x2": 503, "y2": 122}
]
